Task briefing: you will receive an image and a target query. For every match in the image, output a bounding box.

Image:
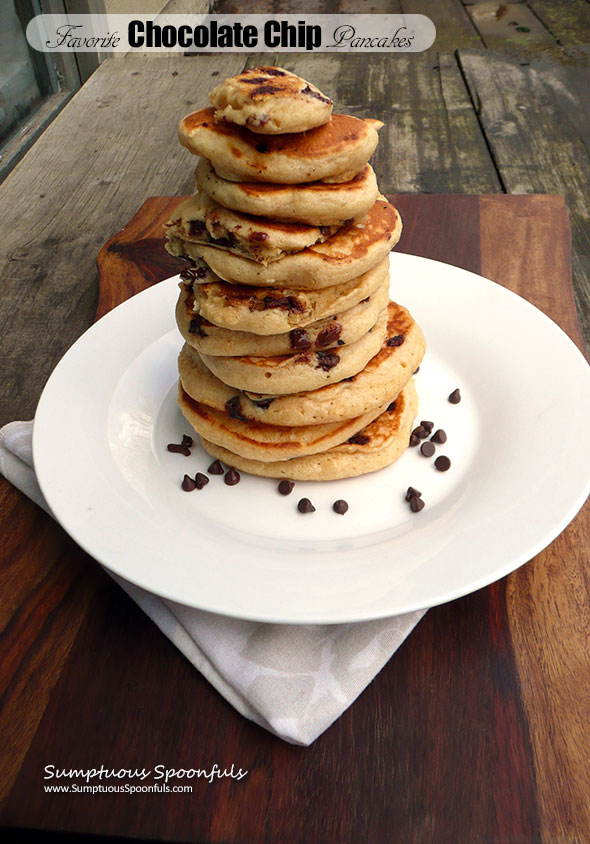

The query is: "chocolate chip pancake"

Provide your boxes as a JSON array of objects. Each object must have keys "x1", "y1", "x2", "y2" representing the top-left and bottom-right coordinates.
[
  {"x1": 198, "y1": 307, "x2": 388, "y2": 395},
  {"x1": 195, "y1": 159, "x2": 378, "y2": 225},
  {"x1": 176, "y1": 277, "x2": 390, "y2": 356},
  {"x1": 209, "y1": 67, "x2": 333, "y2": 134},
  {"x1": 178, "y1": 108, "x2": 382, "y2": 184},
  {"x1": 178, "y1": 301, "x2": 425, "y2": 426},
  {"x1": 197, "y1": 381, "x2": 418, "y2": 481},
  {"x1": 178, "y1": 383, "x2": 387, "y2": 462},
  {"x1": 181, "y1": 257, "x2": 389, "y2": 335},
  {"x1": 166, "y1": 198, "x2": 401, "y2": 290},
  {"x1": 166, "y1": 193, "x2": 337, "y2": 265}
]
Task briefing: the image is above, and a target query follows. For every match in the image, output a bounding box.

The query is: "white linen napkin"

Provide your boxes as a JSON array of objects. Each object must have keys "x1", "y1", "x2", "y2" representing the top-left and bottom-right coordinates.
[{"x1": 0, "y1": 420, "x2": 426, "y2": 746}]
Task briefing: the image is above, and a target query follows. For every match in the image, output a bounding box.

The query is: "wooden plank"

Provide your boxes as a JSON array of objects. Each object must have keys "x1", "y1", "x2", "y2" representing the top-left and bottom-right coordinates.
[
  {"x1": 211, "y1": 1, "x2": 402, "y2": 12},
  {"x1": 257, "y1": 52, "x2": 501, "y2": 194},
  {"x1": 527, "y1": 0, "x2": 590, "y2": 56},
  {"x1": 478, "y1": 195, "x2": 590, "y2": 843},
  {"x1": 0, "y1": 52, "x2": 246, "y2": 427},
  {"x1": 465, "y1": 1, "x2": 559, "y2": 59},
  {"x1": 458, "y1": 48, "x2": 590, "y2": 349},
  {"x1": 401, "y1": 0, "x2": 482, "y2": 50}
]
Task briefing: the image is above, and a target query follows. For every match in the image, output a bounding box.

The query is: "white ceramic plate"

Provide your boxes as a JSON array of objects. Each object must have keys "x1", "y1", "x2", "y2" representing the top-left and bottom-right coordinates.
[{"x1": 33, "y1": 254, "x2": 590, "y2": 623}]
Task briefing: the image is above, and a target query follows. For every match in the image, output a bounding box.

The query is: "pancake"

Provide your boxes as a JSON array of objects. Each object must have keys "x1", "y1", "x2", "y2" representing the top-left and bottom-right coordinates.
[
  {"x1": 195, "y1": 158, "x2": 379, "y2": 225},
  {"x1": 178, "y1": 301, "x2": 425, "y2": 425},
  {"x1": 165, "y1": 193, "x2": 337, "y2": 265},
  {"x1": 166, "y1": 198, "x2": 401, "y2": 290},
  {"x1": 198, "y1": 307, "x2": 388, "y2": 395},
  {"x1": 178, "y1": 108, "x2": 382, "y2": 184},
  {"x1": 198, "y1": 381, "x2": 418, "y2": 481},
  {"x1": 178, "y1": 383, "x2": 387, "y2": 463},
  {"x1": 182, "y1": 257, "x2": 389, "y2": 335},
  {"x1": 176, "y1": 278, "x2": 390, "y2": 356},
  {"x1": 209, "y1": 66, "x2": 333, "y2": 134}
]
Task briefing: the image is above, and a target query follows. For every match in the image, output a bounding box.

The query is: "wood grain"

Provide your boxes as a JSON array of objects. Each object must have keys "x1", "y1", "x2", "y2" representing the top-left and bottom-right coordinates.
[{"x1": 2, "y1": 195, "x2": 587, "y2": 844}]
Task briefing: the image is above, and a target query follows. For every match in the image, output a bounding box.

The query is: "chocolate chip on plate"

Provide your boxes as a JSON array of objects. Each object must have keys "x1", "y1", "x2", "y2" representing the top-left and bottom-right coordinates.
[
  {"x1": 224, "y1": 467, "x2": 241, "y2": 485},
  {"x1": 431, "y1": 429, "x2": 447, "y2": 444},
  {"x1": 278, "y1": 480, "x2": 295, "y2": 495},
  {"x1": 421, "y1": 441, "x2": 435, "y2": 458},
  {"x1": 409, "y1": 433, "x2": 420, "y2": 447},
  {"x1": 434, "y1": 455, "x2": 451, "y2": 472},
  {"x1": 208, "y1": 459, "x2": 224, "y2": 474},
  {"x1": 195, "y1": 472, "x2": 209, "y2": 489},
  {"x1": 168, "y1": 443, "x2": 191, "y2": 456},
  {"x1": 410, "y1": 495, "x2": 425, "y2": 512},
  {"x1": 181, "y1": 474, "x2": 196, "y2": 491},
  {"x1": 405, "y1": 486, "x2": 422, "y2": 502},
  {"x1": 182, "y1": 434, "x2": 194, "y2": 448},
  {"x1": 333, "y1": 499, "x2": 349, "y2": 515},
  {"x1": 412, "y1": 426, "x2": 428, "y2": 440},
  {"x1": 448, "y1": 388, "x2": 461, "y2": 404},
  {"x1": 420, "y1": 420, "x2": 434, "y2": 432},
  {"x1": 297, "y1": 497, "x2": 316, "y2": 514}
]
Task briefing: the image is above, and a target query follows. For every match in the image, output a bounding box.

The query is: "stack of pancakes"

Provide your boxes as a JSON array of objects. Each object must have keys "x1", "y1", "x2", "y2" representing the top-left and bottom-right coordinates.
[{"x1": 165, "y1": 67, "x2": 425, "y2": 480}]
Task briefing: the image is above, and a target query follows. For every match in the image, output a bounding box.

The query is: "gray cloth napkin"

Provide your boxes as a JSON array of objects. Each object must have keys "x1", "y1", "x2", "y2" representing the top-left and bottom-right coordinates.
[{"x1": 0, "y1": 420, "x2": 426, "y2": 746}]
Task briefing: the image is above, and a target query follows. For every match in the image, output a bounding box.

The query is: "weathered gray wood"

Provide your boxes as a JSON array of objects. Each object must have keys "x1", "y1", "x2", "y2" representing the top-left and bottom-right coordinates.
[
  {"x1": 464, "y1": 1, "x2": 562, "y2": 61},
  {"x1": 261, "y1": 52, "x2": 501, "y2": 195},
  {"x1": 211, "y1": 1, "x2": 402, "y2": 12},
  {"x1": 401, "y1": 0, "x2": 481, "y2": 50},
  {"x1": 0, "y1": 53, "x2": 245, "y2": 425},
  {"x1": 527, "y1": 0, "x2": 590, "y2": 60},
  {"x1": 459, "y1": 49, "x2": 590, "y2": 348}
]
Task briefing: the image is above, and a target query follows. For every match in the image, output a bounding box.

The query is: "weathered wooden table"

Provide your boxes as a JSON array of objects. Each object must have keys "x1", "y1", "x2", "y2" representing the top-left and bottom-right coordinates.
[{"x1": 1, "y1": 36, "x2": 589, "y2": 844}]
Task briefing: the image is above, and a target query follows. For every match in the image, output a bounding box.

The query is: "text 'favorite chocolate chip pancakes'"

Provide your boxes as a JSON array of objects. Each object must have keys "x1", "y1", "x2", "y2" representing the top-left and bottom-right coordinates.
[{"x1": 165, "y1": 66, "x2": 426, "y2": 481}]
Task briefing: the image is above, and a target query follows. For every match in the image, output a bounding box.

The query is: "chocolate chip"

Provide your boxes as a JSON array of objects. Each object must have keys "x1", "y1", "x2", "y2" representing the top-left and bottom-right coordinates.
[
  {"x1": 188, "y1": 316, "x2": 207, "y2": 337},
  {"x1": 248, "y1": 230, "x2": 269, "y2": 242},
  {"x1": 261, "y1": 67, "x2": 287, "y2": 77},
  {"x1": 316, "y1": 323, "x2": 342, "y2": 348},
  {"x1": 181, "y1": 474, "x2": 196, "y2": 491},
  {"x1": 188, "y1": 219, "x2": 206, "y2": 236},
  {"x1": 255, "y1": 141, "x2": 269, "y2": 153},
  {"x1": 333, "y1": 499, "x2": 349, "y2": 515},
  {"x1": 224, "y1": 467, "x2": 240, "y2": 485},
  {"x1": 421, "y1": 441, "x2": 435, "y2": 458},
  {"x1": 278, "y1": 480, "x2": 294, "y2": 495},
  {"x1": 337, "y1": 339, "x2": 344, "y2": 346},
  {"x1": 297, "y1": 498, "x2": 316, "y2": 514},
  {"x1": 431, "y1": 429, "x2": 447, "y2": 444},
  {"x1": 225, "y1": 396, "x2": 247, "y2": 421},
  {"x1": 409, "y1": 434, "x2": 420, "y2": 447},
  {"x1": 252, "y1": 397, "x2": 274, "y2": 409},
  {"x1": 348, "y1": 432, "x2": 370, "y2": 445},
  {"x1": 405, "y1": 486, "x2": 421, "y2": 502},
  {"x1": 180, "y1": 266, "x2": 206, "y2": 281},
  {"x1": 412, "y1": 426, "x2": 428, "y2": 440},
  {"x1": 315, "y1": 351, "x2": 340, "y2": 371},
  {"x1": 252, "y1": 84, "x2": 281, "y2": 96},
  {"x1": 387, "y1": 334, "x2": 405, "y2": 347},
  {"x1": 182, "y1": 434, "x2": 193, "y2": 448},
  {"x1": 319, "y1": 225, "x2": 331, "y2": 236},
  {"x1": 410, "y1": 496, "x2": 425, "y2": 512},
  {"x1": 301, "y1": 84, "x2": 332, "y2": 104},
  {"x1": 263, "y1": 294, "x2": 304, "y2": 313},
  {"x1": 168, "y1": 443, "x2": 191, "y2": 456},
  {"x1": 448, "y1": 389, "x2": 461, "y2": 404},
  {"x1": 289, "y1": 328, "x2": 312, "y2": 350},
  {"x1": 434, "y1": 455, "x2": 451, "y2": 472},
  {"x1": 413, "y1": 366, "x2": 420, "y2": 374},
  {"x1": 195, "y1": 472, "x2": 209, "y2": 489},
  {"x1": 208, "y1": 459, "x2": 224, "y2": 474},
  {"x1": 387, "y1": 400, "x2": 397, "y2": 413},
  {"x1": 421, "y1": 420, "x2": 434, "y2": 432}
]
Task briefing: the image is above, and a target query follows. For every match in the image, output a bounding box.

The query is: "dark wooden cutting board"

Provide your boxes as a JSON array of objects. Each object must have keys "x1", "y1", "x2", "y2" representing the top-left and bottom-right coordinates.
[{"x1": 1, "y1": 195, "x2": 588, "y2": 844}]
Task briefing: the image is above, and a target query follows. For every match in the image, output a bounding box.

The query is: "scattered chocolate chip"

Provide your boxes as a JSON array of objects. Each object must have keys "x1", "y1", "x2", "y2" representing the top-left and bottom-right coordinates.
[
  {"x1": 405, "y1": 486, "x2": 422, "y2": 502},
  {"x1": 255, "y1": 141, "x2": 269, "y2": 153},
  {"x1": 333, "y1": 499, "x2": 349, "y2": 515},
  {"x1": 421, "y1": 441, "x2": 435, "y2": 458},
  {"x1": 387, "y1": 400, "x2": 397, "y2": 413},
  {"x1": 248, "y1": 230, "x2": 269, "y2": 242},
  {"x1": 315, "y1": 351, "x2": 340, "y2": 371},
  {"x1": 195, "y1": 472, "x2": 209, "y2": 489},
  {"x1": 208, "y1": 459, "x2": 224, "y2": 474},
  {"x1": 343, "y1": 217, "x2": 354, "y2": 226},
  {"x1": 252, "y1": 84, "x2": 281, "y2": 96},
  {"x1": 431, "y1": 429, "x2": 447, "y2": 444},
  {"x1": 278, "y1": 480, "x2": 295, "y2": 495},
  {"x1": 261, "y1": 67, "x2": 287, "y2": 77},
  {"x1": 409, "y1": 433, "x2": 420, "y2": 447},
  {"x1": 434, "y1": 455, "x2": 451, "y2": 472},
  {"x1": 316, "y1": 323, "x2": 342, "y2": 348},
  {"x1": 301, "y1": 84, "x2": 332, "y2": 104},
  {"x1": 348, "y1": 432, "x2": 370, "y2": 445},
  {"x1": 225, "y1": 396, "x2": 247, "y2": 421},
  {"x1": 182, "y1": 474, "x2": 196, "y2": 491},
  {"x1": 289, "y1": 328, "x2": 312, "y2": 350},
  {"x1": 410, "y1": 496, "x2": 425, "y2": 512},
  {"x1": 252, "y1": 397, "x2": 274, "y2": 409},
  {"x1": 448, "y1": 389, "x2": 461, "y2": 404},
  {"x1": 188, "y1": 316, "x2": 207, "y2": 337},
  {"x1": 421, "y1": 420, "x2": 434, "y2": 432},
  {"x1": 297, "y1": 497, "x2": 316, "y2": 514},
  {"x1": 387, "y1": 334, "x2": 405, "y2": 347},
  {"x1": 318, "y1": 225, "x2": 331, "y2": 236},
  {"x1": 412, "y1": 426, "x2": 428, "y2": 440},
  {"x1": 337, "y1": 339, "x2": 344, "y2": 346},
  {"x1": 188, "y1": 219, "x2": 206, "y2": 236},
  {"x1": 180, "y1": 266, "x2": 206, "y2": 281},
  {"x1": 182, "y1": 434, "x2": 193, "y2": 448},
  {"x1": 413, "y1": 366, "x2": 420, "y2": 374},
  {"x1": 263, "y1": 294, "x2": 304, "y2": 313},
  {"x1": 241, "y1": 77, "x2": 269, "y2": 85},
  {"x1": 224, "y1": 467, "x2": 241, "y2": 486},
  {"x1": 168, "y1": 443, "x2": 191, "y2": 456}
]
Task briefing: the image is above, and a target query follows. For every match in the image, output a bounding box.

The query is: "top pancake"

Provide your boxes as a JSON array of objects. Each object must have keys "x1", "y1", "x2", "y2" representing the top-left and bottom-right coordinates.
[
  {"x1": 209, "y1": 67, "x2": 333, "y2": 134},
  {"x1": 178, "y1": 108, "x2": 382, "y2": 184}
]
